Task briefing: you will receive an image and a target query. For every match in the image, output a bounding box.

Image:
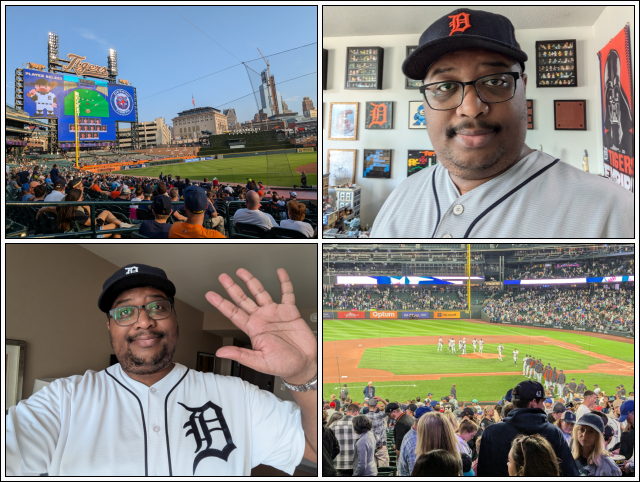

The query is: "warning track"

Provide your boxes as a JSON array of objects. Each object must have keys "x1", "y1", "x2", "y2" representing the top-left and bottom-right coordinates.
[{"x1": 322, "y1": 334, "x2": 633, "y2": 384}]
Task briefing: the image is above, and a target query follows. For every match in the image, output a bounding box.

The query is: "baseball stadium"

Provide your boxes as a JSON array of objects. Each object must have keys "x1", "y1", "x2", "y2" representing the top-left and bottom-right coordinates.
[{"x1": 323, "y1": 243, "x2": 635, "y2": 476}]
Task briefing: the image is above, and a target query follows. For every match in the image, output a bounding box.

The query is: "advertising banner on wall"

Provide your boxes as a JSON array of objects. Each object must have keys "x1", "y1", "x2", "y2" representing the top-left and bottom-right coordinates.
[
  {"x1": 322, "y1": 311, "x2": 335, "y2": 319},
  {"x1": 433, "y1": 311, "x2": 461, "y2": 319},
  {"x1": 401, "y1": 312, "x2": 430, "y2": 319},
  {"x1": 337, "y1": 311, "x2": 365, "y2": 319},
  {"x1": 370, "y1": 311, "x2": 397, "y2": 319},
  {"x1": 597, "y1": 25, "x2": 634, "y2": 192}
]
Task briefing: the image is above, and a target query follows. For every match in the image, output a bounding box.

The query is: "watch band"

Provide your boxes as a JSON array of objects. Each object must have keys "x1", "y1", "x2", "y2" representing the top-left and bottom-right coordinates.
[{"x1": 283, "y1": 372, "x2": 318, "y2": 392}]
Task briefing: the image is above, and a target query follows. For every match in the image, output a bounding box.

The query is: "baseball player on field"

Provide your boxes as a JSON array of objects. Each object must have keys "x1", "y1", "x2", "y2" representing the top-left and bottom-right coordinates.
[
  {"x1": 498, "y1": 343, "x2": 504, "y2": 361},
  {"x1": 450, "y1": 338, "x2": 456, "y2": 353},
  {"x1": 459, "y1": 339, "x2": 463, "y2": 352},
  {"x1": 479, "y1": 339, "x2": 484, "y2": 353},
  {"x1": 512, "y1": 349, "x2": 519, "y2": 366},
  {"x1": 438, "y1": 337, "x2": 443, "y2": 351},
  {"x1": 528, "y1": 357, "x2": 536, "y2": 379},
  {"x1": 472, "y1": 338, "x2": 477, "y2": 352},
  {"x1": 5, "y1": 264, "x2": 317, "y2": 476},
  {"x1": 522, "y1": 354, "x2": 529, "y2": 376},
  {"x1": 462, "y1": 339, "x2": 467, "y2": 354},
  {"x1": 550, "y1": 367, "x2": 558, "y2": 393}
]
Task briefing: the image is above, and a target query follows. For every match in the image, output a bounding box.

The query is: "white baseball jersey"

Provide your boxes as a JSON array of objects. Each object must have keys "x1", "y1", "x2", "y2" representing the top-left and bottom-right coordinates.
[
  {"x1": 369, "y1": 150, "x2": 634, "y2": 238},
  {"x1": 33, "y1": 92, "x2": 55, "y2": 111},
  {"x1": 513, "y1": 350, "x2": 518, "y2": 359},
  {"x1": 472, "y1": 340, "x2": 476, "y2": 346},
  {"x1": 5, "y1": 363, "x2": 305, "y2": 476},
  {"x1": 498, "y1": 345, "x2": 503, "y2": 353},
  {"x1": 479, "y1": 341, "x2": 484, "y2": 346}
]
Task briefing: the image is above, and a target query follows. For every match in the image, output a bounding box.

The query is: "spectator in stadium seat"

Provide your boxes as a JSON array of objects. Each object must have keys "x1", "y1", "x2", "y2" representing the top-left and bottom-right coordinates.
[
  {"x1": 169, "y1": 186, "x2": 226, "y2": 239},
  {"x1": 385, "y1": 402, "x2": 413, "y2": 452},
  {"x1": 169, "y1": 188, "x2": 187, "y2": 222},
  {"x1": 547, "y1": 402, "x2": 566, "y2": 424},
  {"x1": 556, "y1": 410, "x2": 576, "y2": 446},
  {"x1": 21, "y1": 181, "x2": 39, "y2": 201},
  {"x1": 330, "y1": 403, "x2": 360, "y2": 476},
  {"x1": 212, "y1": 177, "x2": 219, "y2": 187},
  {"x1": 44, "y1": 179, "x2": 66, "y2": 202},
  {"x1": 351, "y1": 415, "x2": 377, "y2": 476},
  {"x1": 280, "y1": 201, "x2": 314, "y2": 238},
  {"x1": 138, "y1": 195, "x2": 173, "y2": 239},
  {"x1": 479, "y1": 406, "x2": 496, "y2": 430},
  {"x1": 616, "y1": 400, "x2": 634, "y2": 461},
  {"x1": 233, "y1": 191, "x2": 278, "y2": 231},
  {"x1": 571, "y1": 413, "x2": 622, "y2": 476},
  {"x1": 322, "y1": 425, "x2": 340, "y2": 477},
  {"x1": 507, "y1": 433, "x2": 561, "y2": 476},
  {"x1": 412, "y1": 449, "x2": 462, "y2": 476},
  {"x1": 455, "y1": 419, "x2": 478, "y2": 456},
  {"x1": 31, "y1": 184, "x2": 47, "y2": 202},
  {"x1": 398, "y1": 405, "x2": 432, "y2": 476},
  {"x1": 416, "y1": 412, "x2": 461, "y2": 466},
  {"x1": 114, "y1": 185, "x2": 132, "y2": 202},
  {"x1": 204, "y1": 191, "x2": 225, "y2": 235},
  {"x1": 576, "y1": 391, "x2": 597, "y2": 421},
  {"x1": 476, "y1": 380, "x2": 578, "y2": 477},
  {"x1": 49, "y1": 164, "x2": 59, "y2": 183}
]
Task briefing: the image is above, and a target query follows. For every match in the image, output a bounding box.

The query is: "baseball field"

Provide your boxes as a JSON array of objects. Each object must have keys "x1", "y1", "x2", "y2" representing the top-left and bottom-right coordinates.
[
  {"x1": 112, "y1": 152, "x2": 317, "y2": 188},
  {"x1": 323, "y1": 318, "x2": 634, "y2": 403}
]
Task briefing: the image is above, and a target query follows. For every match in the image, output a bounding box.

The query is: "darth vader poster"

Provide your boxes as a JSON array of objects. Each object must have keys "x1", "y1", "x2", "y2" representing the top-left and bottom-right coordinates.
[{"x1": 597, "y1": 25, "x2": 634, "y2": 192}]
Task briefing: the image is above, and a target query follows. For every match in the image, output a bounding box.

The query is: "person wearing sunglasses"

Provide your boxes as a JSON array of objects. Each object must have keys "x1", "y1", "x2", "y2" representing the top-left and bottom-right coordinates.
[
  {"x1": 369, "y1": 8, "x2": 632, "y2": 239},
  {"x1": 6, "y1": 264, "x2": 317, "y2": 476}
]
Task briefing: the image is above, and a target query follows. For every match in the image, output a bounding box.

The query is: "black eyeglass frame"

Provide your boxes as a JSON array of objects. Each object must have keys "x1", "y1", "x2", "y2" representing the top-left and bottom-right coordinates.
[
  {"x1": 107, "y1": 299, "x2": 174, "y2": 326},
  {"x1": 419, "y1": 71, "x2": 521, "y2": 111}
]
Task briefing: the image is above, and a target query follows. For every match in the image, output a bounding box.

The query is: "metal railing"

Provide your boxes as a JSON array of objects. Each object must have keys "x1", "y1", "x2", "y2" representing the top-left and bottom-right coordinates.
[{"x1": 6, "y1": 200, "x2": 185, "y2": 239}]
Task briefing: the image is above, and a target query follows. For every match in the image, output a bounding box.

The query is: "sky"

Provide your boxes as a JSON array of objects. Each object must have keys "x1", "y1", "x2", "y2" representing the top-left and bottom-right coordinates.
[{"x1": 5, "y1": 5, "x2": 318, "y2": 129}]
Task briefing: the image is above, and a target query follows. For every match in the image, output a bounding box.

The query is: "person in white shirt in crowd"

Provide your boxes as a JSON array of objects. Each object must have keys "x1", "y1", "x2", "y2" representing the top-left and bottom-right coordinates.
[
  {"x1": 43, "y1": 179, "x2": 66, "y2": 202},
  {"x1": 233, "y1": 191, "x2": 278, "y2": 230},
  {"x1": 576, "y1": 391, "x2": 598, "y2": 421},
  {"x1": 280, "y1": 201, "x2": 315, "y2": 238}
]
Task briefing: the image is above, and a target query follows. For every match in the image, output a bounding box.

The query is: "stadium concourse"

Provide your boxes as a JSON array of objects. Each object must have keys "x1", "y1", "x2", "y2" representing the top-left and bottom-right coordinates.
[
  {"x1": 322, "y1": 243, "x2": 635, "y2": 477},
  {"x1": 6, "y1": 152, "x2": 318, "y2": 238}
]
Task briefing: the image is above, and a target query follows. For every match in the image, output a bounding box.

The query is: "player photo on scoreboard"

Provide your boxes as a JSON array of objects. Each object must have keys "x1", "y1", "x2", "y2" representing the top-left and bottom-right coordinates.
[{"x1": 5, "y1": 244, "x2": 318, "y2": 477}]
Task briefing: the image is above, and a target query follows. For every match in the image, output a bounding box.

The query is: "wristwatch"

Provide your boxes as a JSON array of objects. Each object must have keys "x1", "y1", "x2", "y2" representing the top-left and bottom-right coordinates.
[{"x1": 283, "y1": 372, "x2": 317, "y2": 392}]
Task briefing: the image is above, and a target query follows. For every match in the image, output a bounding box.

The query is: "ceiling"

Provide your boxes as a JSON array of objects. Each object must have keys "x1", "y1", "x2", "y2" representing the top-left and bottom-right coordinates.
[
  {"x1": 323, "y1": 6, "x2": 607, "y2": 37},
  {"x1": 81, "y1": 244, "x2": 318, "y2": 314}
]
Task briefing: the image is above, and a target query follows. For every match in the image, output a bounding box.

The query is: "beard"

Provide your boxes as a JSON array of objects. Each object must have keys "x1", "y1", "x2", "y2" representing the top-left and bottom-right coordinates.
[{"x1": 110, "y1": 325, "x2": 179, "y2": 375}]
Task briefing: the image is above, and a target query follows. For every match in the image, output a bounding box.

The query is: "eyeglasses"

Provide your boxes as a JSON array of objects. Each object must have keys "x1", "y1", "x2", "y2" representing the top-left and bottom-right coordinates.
[
  {"x1": 108, "y1": 299, "x2": 174, "y2": 326},
  {"x1": 419, "y1": 72, "x2": 521, "y2": 111}
]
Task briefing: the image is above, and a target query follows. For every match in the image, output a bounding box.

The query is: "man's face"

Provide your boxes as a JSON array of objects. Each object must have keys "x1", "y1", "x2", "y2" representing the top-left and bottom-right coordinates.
[
  {"x1": 107, "y1": 287, "x2": 179, "y2": 376},
  {"x1": 422, "y1": 49, "x2": 528, "y2": 180},
  {"x1": 586, "y1": 394, "x2": 597, "y2": 406}
]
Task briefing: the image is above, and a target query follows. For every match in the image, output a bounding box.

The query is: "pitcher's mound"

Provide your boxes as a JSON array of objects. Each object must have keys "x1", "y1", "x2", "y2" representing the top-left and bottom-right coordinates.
[{"x1": 461, "y1": 353, "x2": 501, "y2": 359}]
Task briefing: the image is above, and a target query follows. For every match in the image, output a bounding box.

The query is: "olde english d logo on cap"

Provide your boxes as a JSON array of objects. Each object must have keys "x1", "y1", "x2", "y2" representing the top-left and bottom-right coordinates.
[{"x1": 449, "y1": 12, "x2": 472, "y2": 36}]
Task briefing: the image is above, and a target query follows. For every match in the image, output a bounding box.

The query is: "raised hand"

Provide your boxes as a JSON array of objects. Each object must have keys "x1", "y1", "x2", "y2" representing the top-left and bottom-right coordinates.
[{"x1": 205, "y1": 268, "x2": 317, "y2": 385}]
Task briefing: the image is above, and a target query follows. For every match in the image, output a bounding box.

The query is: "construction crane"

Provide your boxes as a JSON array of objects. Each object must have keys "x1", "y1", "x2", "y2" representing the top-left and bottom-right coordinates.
[{"x1": 257, "y1": 47, "x2": 279, "y2": 116}]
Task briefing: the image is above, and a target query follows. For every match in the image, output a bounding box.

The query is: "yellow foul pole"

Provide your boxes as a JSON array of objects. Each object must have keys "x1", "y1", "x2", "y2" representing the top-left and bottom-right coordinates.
[
  {"x1": 74, "y1": 91, "x2": 80, "y2": 168},
  {"x1": 467, "y1": 244, "x2": 471, "y2": 314}
]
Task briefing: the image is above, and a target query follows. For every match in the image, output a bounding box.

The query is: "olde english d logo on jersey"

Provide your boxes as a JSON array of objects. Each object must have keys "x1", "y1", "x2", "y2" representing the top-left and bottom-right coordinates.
[{"x1": 179, "y1": 401, "x2": 237, "y2": 474}]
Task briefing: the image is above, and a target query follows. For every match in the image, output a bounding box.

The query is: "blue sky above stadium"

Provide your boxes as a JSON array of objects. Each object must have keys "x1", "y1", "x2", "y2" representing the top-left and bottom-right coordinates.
[{"x1": 6, "y1": 5, "x2": 318, "y2": 129}]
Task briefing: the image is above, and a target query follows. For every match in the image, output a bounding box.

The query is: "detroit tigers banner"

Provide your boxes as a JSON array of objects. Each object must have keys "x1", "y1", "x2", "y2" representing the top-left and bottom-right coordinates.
[{"x1": 597, "y1": 25, "x2": 634, "y2": 192}]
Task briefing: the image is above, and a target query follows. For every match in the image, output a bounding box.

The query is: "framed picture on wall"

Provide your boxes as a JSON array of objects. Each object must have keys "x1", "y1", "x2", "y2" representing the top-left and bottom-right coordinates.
[
  {"x1": 535, "y1": 39, "x2": 577, "y2": 87},
  {"x1": 328, "y1": 102, "x2": 359, "y2": 141},
  {"x1": 363, "y1": 149, "x2": 392, "y2": 178},
  {"x1": 407, "y1": 149, "x2": 437, "y2": 177},
  {"x1": 405, "y1": 46, "x2": 422, "y2": 89},
  {"x1": 6, "y1": 339, "x2": 26, "y2": 414},
  {"x1": 408, "y1": 101, "x2": 426, "y2": 129},
  {"x1": 554, "y1": 100, "x2": 586, "y2": 130},
  {"x1": 322, "y1": 48, "x2": 328, "y2": 90},
  {"x1": 365, "y1": 101, "x2": 393, "y2": 129},
  {"x1": 345, "y1": 47, "x2": 384, "y2": 90},
  {"x1": 327, "y1": 149, "x2": 357, "y2": 186},
  {"x1": 527, "y1": 99, "x2": 534, "y2": 129}
]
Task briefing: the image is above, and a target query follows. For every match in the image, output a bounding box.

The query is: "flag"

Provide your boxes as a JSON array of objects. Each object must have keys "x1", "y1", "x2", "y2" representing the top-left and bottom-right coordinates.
[{"x1": 192, "y1": 94, "x2": 195, "y2": 107}]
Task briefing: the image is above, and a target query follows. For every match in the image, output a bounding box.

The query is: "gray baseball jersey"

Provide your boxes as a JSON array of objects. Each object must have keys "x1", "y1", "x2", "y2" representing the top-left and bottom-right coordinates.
[
  {"x1": 5, "y1": 363, "x2": 304, "y2": 476},
  {"x1": 369, "y1": 150, "x2": 633, "y2": 238}
]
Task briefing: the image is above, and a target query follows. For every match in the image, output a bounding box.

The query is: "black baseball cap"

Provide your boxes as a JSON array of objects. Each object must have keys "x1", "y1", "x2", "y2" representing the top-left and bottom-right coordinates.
[
  {"x1": 98, "y1": 263, "x2": 176, "y2": 313},
  {"x1": 407, "y1": 403, "x2": 418, "y2": 413},
  {"x1": 183, "y1": 186, "x2": 207, "y2": 214},
  {"x1": 553, "y1": 402, "x2": 566, "y2": 414},
  {"x1": 512, "y1": 380, "x2": 545, "y2": 400},
  {"x1": 461, "y1": 407, "x2": 475, "y2": 418},
  {"x1": 54, "y1": 179, "x2": 66, "y2": 188},
  {"x1": 402, "y1": 8, "x2": 528, "y2": 81},
  {"x1": 152, "y1": 195, "x2": 172, "y2": 216},
  {"x1": 384, "y1": 402, "x2": 400, "y2": 414}
]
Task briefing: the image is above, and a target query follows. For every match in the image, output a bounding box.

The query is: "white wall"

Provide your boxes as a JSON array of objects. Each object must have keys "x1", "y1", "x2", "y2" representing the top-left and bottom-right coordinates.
[{"x1": 322, "y1": 6, "x2": 634, "y2": 227}]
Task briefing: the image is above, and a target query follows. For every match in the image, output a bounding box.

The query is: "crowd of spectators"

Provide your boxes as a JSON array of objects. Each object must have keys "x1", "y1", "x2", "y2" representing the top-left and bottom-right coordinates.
[
  {"x1": 323, "y1": 379, "x2": 635, "y2": 477},
  {"x1": 483, "y1": 287, "x2": 634, "y2": 332},
  {"x1": 507, "y1": 258, "x2": 634, "y2": 280}
]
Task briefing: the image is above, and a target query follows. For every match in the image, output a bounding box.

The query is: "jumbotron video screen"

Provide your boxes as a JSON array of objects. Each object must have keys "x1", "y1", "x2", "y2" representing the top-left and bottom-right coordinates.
[{"x1": 22, "y1": 68, "x2": 136, "y2": 144}]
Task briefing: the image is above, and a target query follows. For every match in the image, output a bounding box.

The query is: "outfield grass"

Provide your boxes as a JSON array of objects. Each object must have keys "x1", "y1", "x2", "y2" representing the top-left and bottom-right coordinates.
[
  {"x1": 323, "y1": 318, "x2": 633, "y2": 362},
  {"x1": 322, "y1": 372, "x2": 635, "y2": 404},
  {"x1": 112, "y1": 152, "x2": 318, "y2": 187},
  {"x1": 358, "y1": 343, "x2": 613, "y2": 375}
]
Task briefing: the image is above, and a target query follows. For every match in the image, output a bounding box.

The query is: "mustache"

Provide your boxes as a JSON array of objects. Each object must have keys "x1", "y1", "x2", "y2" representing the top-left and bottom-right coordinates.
[
  {"x1": 126, "y1": 330, "x2": 166, "y2": 343},
  {"x1": 445, "y1": 120, "x2": 502, "y2": 138}
]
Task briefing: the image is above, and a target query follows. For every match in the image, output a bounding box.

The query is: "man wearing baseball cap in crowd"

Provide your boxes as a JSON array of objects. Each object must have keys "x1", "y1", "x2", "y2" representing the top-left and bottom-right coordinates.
[
  {"x1": 385, "y1": 402, "x2": 413, "y2": 453},
  {"x1": 547, "y1": 402, "x2": 566, "y2": 424},
  {"x1": 616, "y1": 399, "x2": 634, "y2": 461},
  {"x1": 138, "y1": 195, "x2": 174, "y2": 238},
  {"x1": 169, "y1": 185, "x2": 226, "y2": 238},
  {"x1": 369, "y1": 8, "x2": 632, "y2": 238},
  {"x1": 398, "y1": 405, "x2": 433, "y2": 476},
  {"x1": 43, "y1": 178, "x2": 66, "y2": 202},
  {"x1": 476, "y1": 380, "x2": 578, "y2": 476},
  {"x1": 364, "y1": 397, "x2": 390, "y2": 467},
  {"x1": 6, "y1": 263, "x2": 317, "y2": 476}
]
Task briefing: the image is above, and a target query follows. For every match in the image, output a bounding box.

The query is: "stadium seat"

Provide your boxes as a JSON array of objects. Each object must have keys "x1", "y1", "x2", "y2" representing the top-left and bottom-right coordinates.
[
  {"x1": 231, "y1": 233, "x2": 259, "y2": 239},
  {"x1": 38, "y1": 212, "x2": 59, "y2": 234},
  {"x1": 131, "y1": 232, "x2": 149, "y2": 238},
  {"x1": 135, "y1": 209, "x2": 155, "y2": 221},
  {"x1": 270, "y1": 226, "x2": 309, "y2": 239},
  {"x1": 234, "y1": 222, "x2": 273, "y2": 238}
]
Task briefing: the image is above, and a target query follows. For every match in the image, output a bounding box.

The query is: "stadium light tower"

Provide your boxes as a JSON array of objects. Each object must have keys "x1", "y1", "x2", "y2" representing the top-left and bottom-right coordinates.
[{"x1": 108, "y1": 48, "x2": 118, "y2": 83}]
